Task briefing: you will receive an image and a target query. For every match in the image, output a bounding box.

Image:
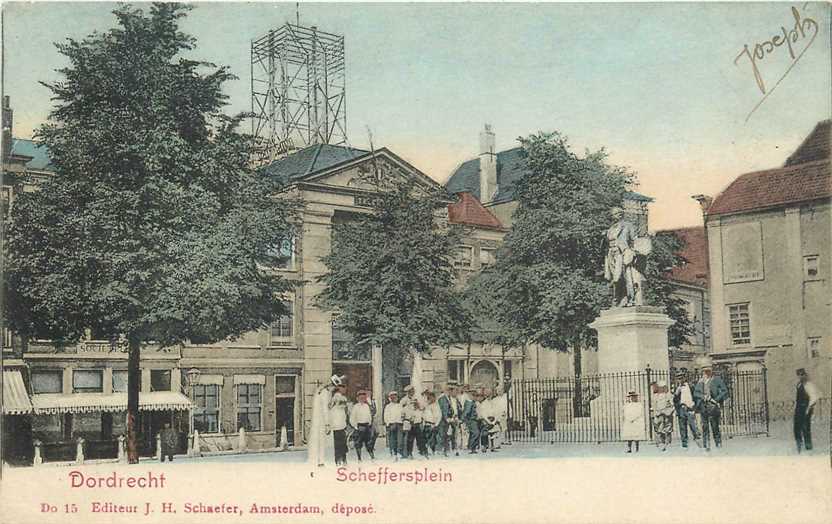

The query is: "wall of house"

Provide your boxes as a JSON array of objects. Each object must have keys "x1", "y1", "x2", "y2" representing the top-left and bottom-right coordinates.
[{"x1": 707, "y1": 201, "x2": 831, "y2": 404}]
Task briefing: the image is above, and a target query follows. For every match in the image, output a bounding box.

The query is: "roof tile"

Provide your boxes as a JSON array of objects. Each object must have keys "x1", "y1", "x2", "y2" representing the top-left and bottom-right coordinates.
[{"x1": 448, "y1": 192, "x2": 504, "y2": 230}]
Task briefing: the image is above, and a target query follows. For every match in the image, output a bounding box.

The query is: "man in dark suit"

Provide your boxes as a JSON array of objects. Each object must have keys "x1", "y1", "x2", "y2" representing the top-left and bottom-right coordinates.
[
  {"x1": 794, "y1": 368, "x2": 819, "y2": 453},
  {"x1": 159, "y1": 423, "x2": 178, "y2": 462},
  {"x1": 461, "y1": 388, "x2": 481, "y2": 454},
  {"x1": 437, "y1": 383, "x2": 461, "y2": 456},
  {"x1": 694, "y1": 361, "x2": 728, "y2": 451}
]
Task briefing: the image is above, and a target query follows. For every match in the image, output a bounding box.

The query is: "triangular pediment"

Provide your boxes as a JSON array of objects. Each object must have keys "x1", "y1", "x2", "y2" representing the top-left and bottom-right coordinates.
[{"x1": 303, "y1": 148, "x2": 442, "y2": 193}]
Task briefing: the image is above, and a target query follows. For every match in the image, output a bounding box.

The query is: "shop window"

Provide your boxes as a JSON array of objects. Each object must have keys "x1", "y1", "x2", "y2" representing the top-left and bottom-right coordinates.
[
  {"x1": 73, "y1": 370, "x2": 103, "y2": 393},
  {"x1": 192, "y1": 384, "x2": 220, "y2": 433},
  {"x1": 112, "y1": 370, "x2": 128, "y2": 392},
  {"x1": 32, "y1": 370, "x2": 63, "y2": 394},
  {"x1": 237, "y1": 384, "x2": 262, "y2": 432}
]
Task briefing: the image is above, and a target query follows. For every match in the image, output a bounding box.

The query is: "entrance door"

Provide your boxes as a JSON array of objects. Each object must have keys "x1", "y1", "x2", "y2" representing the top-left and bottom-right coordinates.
[
  {"x1": 275, "y1": 375, "x2": 298, "y2": 447},
  {"x1": 139, "y1": 411, "x2": 172, "y2": 456}
]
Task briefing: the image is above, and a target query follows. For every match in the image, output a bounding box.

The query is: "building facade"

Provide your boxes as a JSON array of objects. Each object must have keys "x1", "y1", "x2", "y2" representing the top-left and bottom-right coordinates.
[{"x1": 703, "y1": 120, "x2": 831, "y2": 405}]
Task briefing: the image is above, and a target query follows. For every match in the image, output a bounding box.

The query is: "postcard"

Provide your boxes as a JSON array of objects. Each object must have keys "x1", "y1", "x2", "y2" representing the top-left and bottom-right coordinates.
[{"x1": 1, "y1": 2, "x2": 830, "y2": 524}]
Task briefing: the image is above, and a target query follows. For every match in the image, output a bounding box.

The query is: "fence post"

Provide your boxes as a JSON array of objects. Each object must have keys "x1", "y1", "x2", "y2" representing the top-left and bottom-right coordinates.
[
  {"x1": 117, "y1": 435, "x2": 127, "y2": 463},
  {"x1": 762, "y1": 366, "x2": 770, "y2": 437},
  {"x1": 238, "y1": 427, "x2": 247, "y2": 452},
  {"x1": 645, "y1": 367, "x2": 653, "y2": 441},
  {"x1": 33, "y1": 440, "x2": 42, "y2": 466},
  {"x1": 75, "y1": 437, "x2": 85, "y2": 465}
]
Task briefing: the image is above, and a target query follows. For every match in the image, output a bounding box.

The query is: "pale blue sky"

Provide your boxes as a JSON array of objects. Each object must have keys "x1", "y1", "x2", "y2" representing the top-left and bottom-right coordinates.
[{"x1": 3, "y1": 2, "x2": 830, "y2": 229}]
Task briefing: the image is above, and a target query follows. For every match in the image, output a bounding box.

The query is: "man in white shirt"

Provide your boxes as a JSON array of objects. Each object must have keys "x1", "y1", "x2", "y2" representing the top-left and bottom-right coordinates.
[
  {"x1": 350, "y1": 390, "x2": 375, "y2": 461},
  {"x1": 673, "y1": 371, "x2": 701, "y2": 449},
  {"x1": 383, "y1": 391, "x2": 404, "y2": 460},
  {"x1": 328, "y1": 383, "x2": 349, "y2": 465},
  {"x1": 400, "y1": 385, "x2": 427, "y2": 458},
  {"x1": 794, "y1": 368, "x2": 820, "y2": 453},
  {"x1": 422, "y1": 390, "x2": 441, "y2": 455}
]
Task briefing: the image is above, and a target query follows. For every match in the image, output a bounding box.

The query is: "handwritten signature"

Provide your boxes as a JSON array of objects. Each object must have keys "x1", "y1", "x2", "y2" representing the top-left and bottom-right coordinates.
[{"x1": 734, "y1": 5, "x2": 819, "y2": 122}]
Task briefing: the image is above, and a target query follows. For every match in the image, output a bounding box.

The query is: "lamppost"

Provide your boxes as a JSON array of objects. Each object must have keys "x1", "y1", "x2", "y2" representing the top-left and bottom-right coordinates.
[{"x1": 184, "y1": 368, "x2": 200, "y2": 433}]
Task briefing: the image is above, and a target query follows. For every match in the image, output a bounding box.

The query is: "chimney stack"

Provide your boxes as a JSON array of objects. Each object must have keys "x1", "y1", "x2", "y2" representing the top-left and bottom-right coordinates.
[{"x1": 479, "y1": 124, "x2": 497, "y2": 203}]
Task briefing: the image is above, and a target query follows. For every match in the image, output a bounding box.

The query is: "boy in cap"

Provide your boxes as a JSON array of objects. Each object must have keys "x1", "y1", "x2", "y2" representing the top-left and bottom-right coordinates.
[
  {"x1": 383, "y1": 391, "x2": 404, "y2": 460},
  {"x1": 350, "y1": 390, "x2": 375, "y2": 461},
  {"x1": 621, "y1": 391, "x2": 646, "y2": 453},
  {"x1": 650, "y1": 380, "x2": 674, "y2": 451},
  {"x1": 401, "y1": 384, "x2": 427, "y2": 459},
  {"x1": 673, "y1": 371, "x2": 701, "y2": 448}
]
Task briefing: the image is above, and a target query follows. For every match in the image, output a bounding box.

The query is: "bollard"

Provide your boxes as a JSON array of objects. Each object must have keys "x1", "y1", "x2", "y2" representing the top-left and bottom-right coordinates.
[
  {"x1": 75, "y1": 438, "x2": 85, "y2": 465},
  {"x1": 187, "y1": 433, "x2": 193, "y2": 457},
  {"x1": 193, "y1": 429, "x2": 200, "y2": 456},
  {"x1": 117, "y1": 435, "x2": 127, "y2": 463},
  {"x1": 279, "y1": 426, "x2": 288, "y2": 451},
  {"x1": 156, "y1": 433, "x2": 162, "y2": 461},
  {"x1": 238, "y1": 427, "x2": 247, "y2": 452},
  {"x1": 33, "y1": 440, "x2": 43, "y2": 466}
]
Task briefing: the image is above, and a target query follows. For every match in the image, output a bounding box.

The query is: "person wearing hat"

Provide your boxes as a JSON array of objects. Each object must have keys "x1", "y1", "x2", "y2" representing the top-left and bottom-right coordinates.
[
  {"x1": 461, "y1": 388, "x2": 481, "y2": 454},
  {"x1": 794, "y1": 368, "x2": 819, "y2": 453},
  {"x1": 673, "y1": 371, "x2": 701, "y2": 448},
  {"x1": 383, "y1": 391, "x2": 404, "y2": 460},
  {"x1": 621, "y1": 391, "x2": 647, "y2": 453},
  {"x1": 694, "y1": 360, "x2": 728, "y2": 451},
  {"x1": 401, "y1": 384, "x2": 427, "y2": 459},
  {"x1": 422, "y1": 390, "x2": 441, "y2": 455},
  {"x1": 309, "y1": 375, "x2": 342, "y2": 466},
  {"x1": 329, "y1": 382, "x2": 350, "y2": 466},
  {"x1": 650, "y1": 380, "x2": 674, "y2": 451},
  {"x1": 350, "y1": 390, "x2": 375, "y2": 461},
  {"x1": 437, "y1": 383, "x2": 461, "y2": 457}
]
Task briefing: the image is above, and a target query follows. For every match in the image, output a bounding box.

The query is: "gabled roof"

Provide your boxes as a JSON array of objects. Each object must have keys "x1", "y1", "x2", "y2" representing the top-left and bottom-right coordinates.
[
  {"x1": 448, "y1": 192, "x2": 504, "y2": 230},
  {"x1": 707, "y1": 159, "x2": 830, "y2": 216},
  {"x1": 445, "y1": 146, "x2": 652, "y2": 203},
  {"x1": 9, "y1": 138, "x2": 55, "y2": 172},
  {"x1": 784, "y1": 120, "x2": 830, "y2": 167},
  {"x1": 660, "y1": 226, "x2": 708, "y2": 288},
  {"x1": 259, "y1": 143, "x2": 370, "y2": 184}
]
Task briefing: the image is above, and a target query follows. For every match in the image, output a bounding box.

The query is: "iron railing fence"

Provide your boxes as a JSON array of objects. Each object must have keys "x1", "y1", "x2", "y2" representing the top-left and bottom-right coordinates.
[{"x1": 506, "y1": 368, "x2": 769, "y2": 444}]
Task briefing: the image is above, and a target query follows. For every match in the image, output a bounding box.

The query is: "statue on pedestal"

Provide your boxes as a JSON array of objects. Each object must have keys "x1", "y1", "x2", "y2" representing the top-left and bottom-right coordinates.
[{"x1": 603, "y1": 207, "x2": 651, "y2": 307}]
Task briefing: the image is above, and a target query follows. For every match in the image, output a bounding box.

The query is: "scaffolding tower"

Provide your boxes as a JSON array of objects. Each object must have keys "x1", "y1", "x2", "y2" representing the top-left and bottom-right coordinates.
[{"x1": 250, "y1": 23, "x2": 347, "y2": 166}]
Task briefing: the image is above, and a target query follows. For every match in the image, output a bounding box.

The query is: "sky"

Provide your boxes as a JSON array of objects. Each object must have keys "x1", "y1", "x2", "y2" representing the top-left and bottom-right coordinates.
[{"x1": 2, "y1": 2, "x2": 830, "y2": 230}]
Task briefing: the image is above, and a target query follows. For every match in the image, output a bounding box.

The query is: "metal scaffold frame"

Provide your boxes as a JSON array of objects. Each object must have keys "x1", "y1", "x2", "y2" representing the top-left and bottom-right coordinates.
[{"x1": 250, "y1": 23, "x2": 347, "y2": 166}]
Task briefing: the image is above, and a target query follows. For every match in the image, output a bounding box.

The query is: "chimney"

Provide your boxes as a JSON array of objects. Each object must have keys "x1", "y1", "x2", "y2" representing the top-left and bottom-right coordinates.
[
  {"x1": 478, "y1": 124, "x2": 497, "y2": 203},
  {"x1": 692, "y1": 194, "x2": 713, "y2": 215},
  {"x1": 2, "y1": 96, "x2": 12, "y2": 161}
]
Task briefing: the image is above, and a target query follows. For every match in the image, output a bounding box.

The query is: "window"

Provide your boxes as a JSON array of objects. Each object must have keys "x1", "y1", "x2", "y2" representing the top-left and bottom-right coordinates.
[
  {"x1": 448, "y1": 360, "x2": 466, "y2": 384},
  {"x1": 112, "y1": 370, "x2": 128, "y2": 392},
  {"x1": 192, "y1": 384, "x2": 220, "y2": 433},
  {"x1": 268, "y1": 236, "x2": 295, "y2": 270},
  {"x1": 1, "y1": 327, "x2": 12, "y2": 352},
  {"x1": 454, "y1": 246, "x2": 474, "y2": 269},
  {"x1": 270, "y1": 301, "x2": 294, "y2": 341},
  {"x1": 73, "y1": 370, "x2": 104, "y2": 393},
  {"x1": 150, "y1": 370, "x2": 172, "y2": 392},
  {"x1": 479, "y1": 248, "x2": 496, "y2": 268},
  {"x1": 32, "y1": 370, "x2": 63, "y2": 394},
  {"x1": 728, "y1": 303, "x2": 751, "y2": 346},
  {"x1": 237, "y1": 384, "x2": 262, "y2": 431},
  {"x1": 804, "y1": 255, "x2": 820, "y2": 280},
  {"x1": 807, "y1": 337, "x2": 821, "y2": 359},
  {"x1": 276, "y1": 375, "x2": 296, "y2": 396}
]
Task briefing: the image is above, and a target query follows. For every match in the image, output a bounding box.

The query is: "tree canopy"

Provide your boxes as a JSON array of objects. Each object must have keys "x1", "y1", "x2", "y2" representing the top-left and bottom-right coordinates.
[
  {"x1": 316, "y1": 166, "x2": 470, "y2": 354},
  {"x1": 3, "y1": 3, "x2": 296, "y2": 461},
  {"x1": 481, "y1": 131, "x2": 692, "y2": 359}
]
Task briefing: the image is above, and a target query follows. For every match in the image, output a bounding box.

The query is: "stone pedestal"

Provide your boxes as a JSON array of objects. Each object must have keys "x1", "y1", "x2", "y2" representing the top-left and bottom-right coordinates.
[
  {"x1": 589, "y1": 306, "x2": 674, "y2": 374},
  {"x1": 587, "y1": 306, "x2": 674, "y2": 425}
]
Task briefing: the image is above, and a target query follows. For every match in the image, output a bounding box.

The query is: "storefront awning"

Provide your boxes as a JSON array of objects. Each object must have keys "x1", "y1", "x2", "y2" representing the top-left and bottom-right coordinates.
[
  {"x1": 2, "y1": 370, "x2": 33, "y2": 415},
  {"x1": 31, "y1": 391, "x2": 193, "y2": 415}
]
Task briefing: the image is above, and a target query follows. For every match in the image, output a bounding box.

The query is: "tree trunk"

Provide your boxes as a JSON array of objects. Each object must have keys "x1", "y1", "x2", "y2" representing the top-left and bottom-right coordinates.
[
  {"x1": 127, "y1": 335, "x2": 141, "y2": 464},
  {"x1": 572, "y1": 342, "x2": 583, "y2": 417}
]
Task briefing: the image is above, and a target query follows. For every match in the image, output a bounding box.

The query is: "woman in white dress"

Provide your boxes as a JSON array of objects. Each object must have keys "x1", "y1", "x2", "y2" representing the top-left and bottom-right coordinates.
[
  {"x1": 621, "y1": 391, "x2": 647, "y2": 453},
  {"x1": 308, "y1": 375, "x2": 342, "y2": 466}
]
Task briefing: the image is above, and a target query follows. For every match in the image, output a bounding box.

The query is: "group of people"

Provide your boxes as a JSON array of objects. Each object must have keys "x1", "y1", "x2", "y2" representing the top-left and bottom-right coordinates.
[
  {"x1": 308, "y1": 375, "x2": 509, "y2": 466},
  {"x1": 382, "y1": 382, "x2": 509, "y2": 461},
  {"x1": 621, "y1": 362, "x2": 730, "y2": 453}
]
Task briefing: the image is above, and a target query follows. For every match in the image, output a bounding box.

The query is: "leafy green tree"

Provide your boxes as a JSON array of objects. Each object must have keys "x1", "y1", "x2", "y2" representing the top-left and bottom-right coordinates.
[
  {"x1": 489, "y1": 132, "x2": 691, "y2": 413},
  {"x1": 4, "y1": 3, "x2": 296, "y2": 462},
  {"x1": 316, "y1": 168, "x2": 470, "y2": 382}
]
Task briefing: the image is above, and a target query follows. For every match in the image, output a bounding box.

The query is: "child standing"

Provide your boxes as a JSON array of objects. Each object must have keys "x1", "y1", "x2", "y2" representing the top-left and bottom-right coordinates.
[{"x1": 621, "y1": 391, "x2": 647, "y2": 453}]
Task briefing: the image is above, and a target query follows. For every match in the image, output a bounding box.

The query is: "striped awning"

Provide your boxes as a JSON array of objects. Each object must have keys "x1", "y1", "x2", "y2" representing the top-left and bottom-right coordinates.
[
  {"x1": 2, "y1": 370, "x2": 33, "y2": 415},
  {"x1": 31, "y1": 391, "x2": 193, "y2": 415}
]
